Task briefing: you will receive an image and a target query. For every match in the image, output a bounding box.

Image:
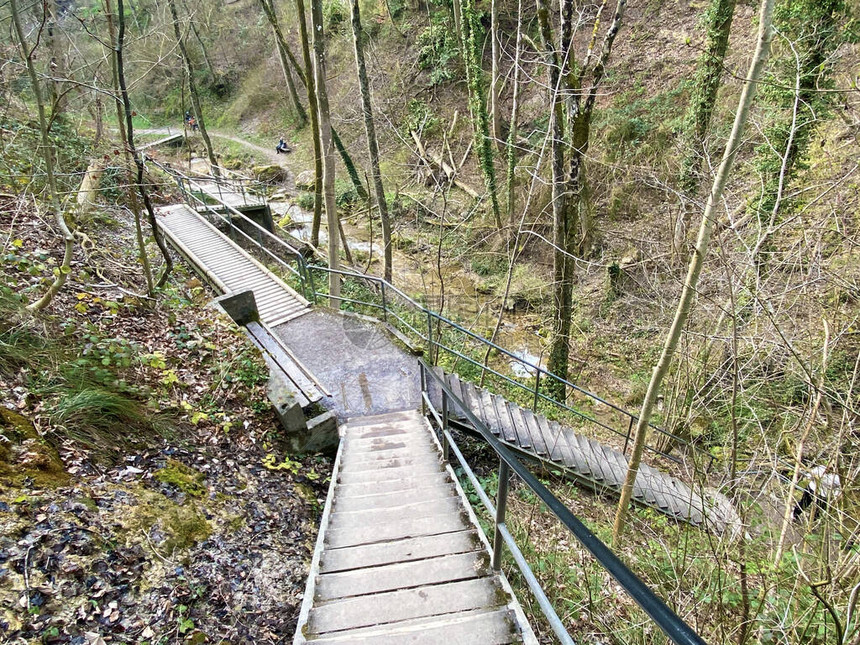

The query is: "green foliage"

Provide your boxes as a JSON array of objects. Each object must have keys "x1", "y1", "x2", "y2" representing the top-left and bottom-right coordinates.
[
  {"x1": 335, "y1": 179, "x2": 359, "y2": 210},
  {"x1": 0, "y1": 118, "x2": 92, "y2": 198},
  {"x1": 417, "y1": 13, "x2": 461, "y2": 85},
  {"x1": 599, "y1": 81, "x2": 689, "y2": 163},
  {"x1": 295, "y1": 191, "x2": 316, "y2": 211},
  {"x1": 53, "y1": 387, "x2": 171, "y2": 454},
  {"x1": 402, "y1": 99, "x2": 440, "y2": 137},
  {"x1": 324, "y1": 0, "x2": 348, "y2": 33},
  {"x1": 753, "y1": 0, "x2": 852, "y2": 220}
]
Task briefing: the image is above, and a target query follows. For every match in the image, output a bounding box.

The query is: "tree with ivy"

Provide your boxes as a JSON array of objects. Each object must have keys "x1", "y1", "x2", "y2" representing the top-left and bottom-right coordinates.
[
  {"x1": 679, "y1": 0, "x2": 738, "y2": 195},
  {"x1": 458, "y1": 0, "x2": 502, "y2": 230},
  {"x1": 751, "y1": 0, "x2": 852, "y2": 276}
]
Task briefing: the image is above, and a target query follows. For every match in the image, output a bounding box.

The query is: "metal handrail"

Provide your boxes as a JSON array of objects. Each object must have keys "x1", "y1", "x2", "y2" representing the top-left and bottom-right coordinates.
[
  {"x1": 420, "y1": 361, "x2": 707, "y2": 645},
  {"x1": 154, "y1": 161, "x2": 714, "y2": 467},
  {"x1": 150, "y1": 159, "x2": 311, "y2": 295}
]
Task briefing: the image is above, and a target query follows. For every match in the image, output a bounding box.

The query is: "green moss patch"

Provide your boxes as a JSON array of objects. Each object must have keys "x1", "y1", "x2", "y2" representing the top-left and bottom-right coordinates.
[
  {"x1": 121, "y1": 486, "x2": 211, "y2": 555},
  {"x1": 155, "y1": 459, "x2": 207, "y2": 497},
  {"x1": 0, "y1": 407, "x2": 69, "y2": 489}
]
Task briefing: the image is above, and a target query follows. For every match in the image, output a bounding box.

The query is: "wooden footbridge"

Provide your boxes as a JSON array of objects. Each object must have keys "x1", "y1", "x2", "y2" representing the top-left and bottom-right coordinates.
[{"x1": 151, "y1": 163, "x2": 710, "y2": 644}]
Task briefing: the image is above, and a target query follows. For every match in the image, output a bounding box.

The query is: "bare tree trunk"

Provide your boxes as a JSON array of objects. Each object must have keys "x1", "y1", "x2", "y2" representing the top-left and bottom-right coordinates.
[
  {"x1": 181, "y1": 0, "x2": 217, "y2": 81},
  {"x1": 293, "y1": 0, "x2": 324, "y2": 248},
  {"x1": 505, "y1": 0, "x2": 522, "y2": 226},
  {"x1": 536, "y1": 0, "x2": 569, "y2": 401},
  {"x1": 104, "y1": 0, "x2": 154, "y2": 295},
  {"x1": 490, "y1": 0, "x2": 502, "y2": 149},
  {"x1": 612, "y1": 0, "x2": 776, "y2": 545},
  {"x1": 541, "y1": 0, "x2": 627, "y2": 400},
  {"x1": 117, "y1": 0, "x2": 173, "y2": 288},
  {"x1": 167, "y1": 0, "x2": 220, "y2": 177},
  {"x1": 310, "y1": 0, "x2": 340, "y2": 303},
  {"x1": 11, "y1": 0, "x2": 74, "y2": 312},
  {"x1": 258, "y1": 0, "x2": 308, "y2": 126},
  {"x1": 349, "y1": 0, "x2": 392, "y2": 283},
  {"x1": 45, "y1": 0, "x2": 67, "y2": 118}
]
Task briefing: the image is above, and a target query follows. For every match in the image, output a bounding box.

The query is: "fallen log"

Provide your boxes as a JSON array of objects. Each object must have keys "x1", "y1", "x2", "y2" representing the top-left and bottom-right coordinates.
[{"x1": 410, "y1": 130, "x2": 480, "y2": 200}]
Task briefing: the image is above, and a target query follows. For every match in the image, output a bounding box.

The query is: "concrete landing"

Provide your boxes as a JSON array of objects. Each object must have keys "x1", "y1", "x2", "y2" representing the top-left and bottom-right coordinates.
[
  {"x1": 293, "y1": 409, "x2": 535, "y2": 644},
  {"x1": 273, "y1": 312, "x2": 421, "y2": 420}
]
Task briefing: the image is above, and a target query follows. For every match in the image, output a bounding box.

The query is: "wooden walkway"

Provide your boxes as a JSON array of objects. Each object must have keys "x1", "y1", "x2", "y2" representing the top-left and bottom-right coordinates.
[
  {"x1": 155, "y1": 203, "x2": 309, "y2": 326},
  {"x1": 433, "y1": 368, "x2": 738, "y2": 534},
  {"x1": 294, "y1": 410, "x2": 536, "y2": 644}
]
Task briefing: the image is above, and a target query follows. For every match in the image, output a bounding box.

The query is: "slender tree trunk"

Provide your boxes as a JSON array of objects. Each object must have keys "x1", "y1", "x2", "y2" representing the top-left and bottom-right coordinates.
[
  {"x1": 45, "y1": 0, "x2": 67, "y2": 117},
  {"x1": 490, "y1": 0, "x2": 502, "y2": 149},
  {"x1": 350, "y1": 0, "x2": 392, "y2": 283},
  {"x1": 612, "y1": 0, "x2": 776, "y2": 545},
  {"x1": 451, "y1": 0, "x2": 463, "y2": 46},
  {"x1": 271, "y1": 23, "x2": 367, "y2": 201},
  {"x1": 536, "y1": 0, "x2": 569, "y2": 402},
  {"x1": 117, "y1": 0, "x2": 173, "y2": 287},
  {"x1": 11, "y1": 0, "x2": 74, "y2": 312},
  {"x1": 258, "y1": 0, "x2": 308, "y2": 125},
  {"x1": 181, "y1": 0, "x2": 217, "y2": 81},
  {"x1": 505, "y1": 0, "x2": 522, "y2": 226},
  {"x1": 680, "y1": 0, "x2": 738, "y2": 193},
  {"x1": 104, "y1": 0, "x2": 154, "y2": 295},
  {"x1": 310, "y1": 0, "x2": 340, "y2": 303},
  {"x1": 167, "y1": 0, "x2": 220, "y2": 177},
  {"x1": 293, "y1": 0, "x2": 324, "y2": 247}
]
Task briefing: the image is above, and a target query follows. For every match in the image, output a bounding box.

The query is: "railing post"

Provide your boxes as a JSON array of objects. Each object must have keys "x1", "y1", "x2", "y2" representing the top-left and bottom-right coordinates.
[
  {"x1": 380, "y1": 281, "x2": 388, "y2": 323},
  {"x1": 623, "y1": 416, "x2": 634, "y2": 455},
  {"x1": 492, "y1": 459, "x2": 510, "y2": 571},
  {"x1": 420, "y1": 362, "x2": 427, "y2": 416},
  {"x1": 307, "y1": 265, "x2": 318, "y2": 304},
  {"x1": 441, "y1": 390, "x2": 450, "y2": 462},
  {"x1": 426, "y1": 310, "x2": 434, "y2": 365},
  {"x1": 532, "y1": 371, "x2": 541, "y2": 412}
]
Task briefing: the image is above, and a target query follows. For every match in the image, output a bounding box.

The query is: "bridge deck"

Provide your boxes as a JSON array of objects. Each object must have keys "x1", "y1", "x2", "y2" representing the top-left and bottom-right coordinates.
[
  {"x1": 155, "y1": 203, "x2": 309, "y2": 326},
  {"x1": 294, "y1": 410, "x2": 535, "y2": 644},
  {"x1": 189, "y1": 177, "x2": 262, "y2": 209}
]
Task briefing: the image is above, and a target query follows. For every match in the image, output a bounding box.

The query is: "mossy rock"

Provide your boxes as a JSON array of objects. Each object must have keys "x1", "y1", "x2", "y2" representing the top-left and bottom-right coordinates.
[
  {"x1": 252, "y1": 165, "x2": 289, "y2": 184},
  {"x1": 155, "y1": 459, "x2": 207, "y2": 497},
  {"x1": 295, "y1": 170, "x2": 315, "y2": 190},
  {"x1": 0, "y1": 407, "x2": 68, "y2": 488}
]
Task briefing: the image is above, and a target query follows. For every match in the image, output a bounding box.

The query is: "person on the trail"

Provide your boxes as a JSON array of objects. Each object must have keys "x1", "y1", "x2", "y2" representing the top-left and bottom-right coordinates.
[
  {"x1": 794, "y1": 465, "x2": 842, "y2": 519},
  {"x1": 184, "y1": 110, "x2": 191, "y2": 124},
  {"x1": 189, "y1": 117, "x2": 198, "y2": 132},
  {"x1": 275, "y1": 138, "x2": 290, "y2": 154}
]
